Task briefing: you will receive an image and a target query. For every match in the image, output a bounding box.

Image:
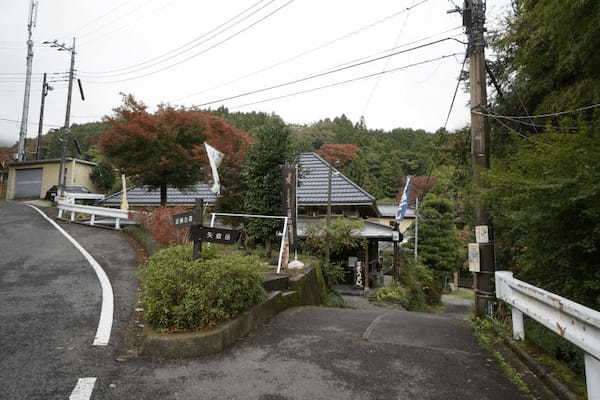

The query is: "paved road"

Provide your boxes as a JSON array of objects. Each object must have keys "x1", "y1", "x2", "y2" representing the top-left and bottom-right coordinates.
[
  {"x1": 0, "y1": 201, "x2": 138, "y2": 400},
  {"x1": 1, "y1": 201, "x2": 530, "y2": 400}
]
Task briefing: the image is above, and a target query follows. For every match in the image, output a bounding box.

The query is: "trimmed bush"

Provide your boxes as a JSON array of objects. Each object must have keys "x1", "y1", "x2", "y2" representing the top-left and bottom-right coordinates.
[{"x1": 140, "y1": 245, "x2": 266, "y2": 330}]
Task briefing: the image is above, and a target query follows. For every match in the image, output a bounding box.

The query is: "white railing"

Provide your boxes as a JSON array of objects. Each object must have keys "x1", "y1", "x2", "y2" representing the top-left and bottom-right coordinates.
[
  {"x1": 496, "y1": 271, "x2": 600, "y2": 399},
  {"x1": 57, "y1": 200, "x2": 130, "y2": 229},
  {"x1": 64, "y1": 192, "x2": 105, "y2": 202}
]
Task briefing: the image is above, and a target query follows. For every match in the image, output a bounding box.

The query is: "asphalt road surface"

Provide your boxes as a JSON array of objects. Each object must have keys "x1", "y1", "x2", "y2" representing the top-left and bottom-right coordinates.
[{"x1": 0, "y1": 201, "x2": 532, "y2": 400}]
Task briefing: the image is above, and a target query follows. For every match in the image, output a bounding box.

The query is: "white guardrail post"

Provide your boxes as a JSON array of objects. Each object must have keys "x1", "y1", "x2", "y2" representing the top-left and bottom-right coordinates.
[{"x1": 496, "y1": 271, "x2": 600, "y2": 399}]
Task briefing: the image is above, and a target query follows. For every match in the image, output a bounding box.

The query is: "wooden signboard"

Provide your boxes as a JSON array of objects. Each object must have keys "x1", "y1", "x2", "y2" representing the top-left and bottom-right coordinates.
[
  {"x1": 171, "y1": 211, "x2": 194, "y2": 227},
  {"x1": 190, "y1": 226, "x2": 241, "y2": 245}
]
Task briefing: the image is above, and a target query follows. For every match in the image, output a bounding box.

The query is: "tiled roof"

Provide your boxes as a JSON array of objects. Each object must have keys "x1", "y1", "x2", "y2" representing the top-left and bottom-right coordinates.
[
  {"x1": 102, "y1": 184, "x2": 217, "y2": 206},
  {"x1": 297, "y1": 153, "x2": 375, "y2": 205}
]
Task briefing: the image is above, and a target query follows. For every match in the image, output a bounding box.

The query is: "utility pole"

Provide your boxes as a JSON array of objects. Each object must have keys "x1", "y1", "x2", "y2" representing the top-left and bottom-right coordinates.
[
  {"x1": 44, "y1": 38, "x2": 76, "y2": 198},
  {"x1": 462, "y1": 0, "x2": 496, "y2": 316},
  {"x1": 35, "y1": 73, "x2": 52, "y2": 160},
  {"x1": 17, "y1": 0, "x2": 39, "y2": 161}
]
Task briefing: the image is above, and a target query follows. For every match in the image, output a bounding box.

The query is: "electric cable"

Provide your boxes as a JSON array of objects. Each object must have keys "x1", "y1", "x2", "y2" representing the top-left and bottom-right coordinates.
[
  {"x1": 80, "y1": 0, "x2": 295, "y2": 84},
  {"x1": 78, "y1": 0, "x2": 274, "y2": 75},
  {"x1": 230, "y1": 53, "x2": 462, "y2": 109},
  {"x1": 173, "y1": 2, "x2": 448, "y2": 102},
  {"x1": 193, "y1": 38, "x2": 460, "y2": 108},
  {"x1": 443, "y1": 54, "x2": 467, "y2": 129}
]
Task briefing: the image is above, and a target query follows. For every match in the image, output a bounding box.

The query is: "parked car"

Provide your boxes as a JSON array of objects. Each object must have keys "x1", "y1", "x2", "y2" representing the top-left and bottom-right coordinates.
[{"x1": 45, "y1": 185, "x2": 91, "y2": 201}]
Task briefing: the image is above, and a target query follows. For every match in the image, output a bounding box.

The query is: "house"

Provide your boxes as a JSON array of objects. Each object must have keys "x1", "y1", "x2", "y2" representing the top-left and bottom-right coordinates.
[{"x1": 5, "y1": 158, "x2": 98, "y2": 200}]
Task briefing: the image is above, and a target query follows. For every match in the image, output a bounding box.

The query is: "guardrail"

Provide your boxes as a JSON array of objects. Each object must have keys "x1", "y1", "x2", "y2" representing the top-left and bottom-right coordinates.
[
  {"x1": 64, "y1": 192, "x2": 106, "y2": 202},
  {"x1": 496, "y1": 271, "x2": 600, "y2": 399},
  {"x1": 57, "y1": 200, "x2": 130, "y2": 229}
]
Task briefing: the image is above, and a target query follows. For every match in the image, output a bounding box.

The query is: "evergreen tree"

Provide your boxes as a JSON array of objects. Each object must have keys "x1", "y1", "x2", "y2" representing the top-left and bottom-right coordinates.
[
  {"x1": 407, "y1": 194, "x2": 463, "y2": 276},
  {"x1": 242, "y1": 118, "x2": 290, "y2": 256}
]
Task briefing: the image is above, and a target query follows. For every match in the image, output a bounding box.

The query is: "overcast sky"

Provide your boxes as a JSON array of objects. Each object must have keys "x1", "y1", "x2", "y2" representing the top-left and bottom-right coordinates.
[{"x1": 0, "y1": 0, "x2": 512, "y2": 147}]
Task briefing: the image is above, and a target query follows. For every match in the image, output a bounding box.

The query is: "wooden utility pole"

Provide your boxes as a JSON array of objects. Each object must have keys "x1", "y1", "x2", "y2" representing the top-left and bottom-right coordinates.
[
  {"x1": 325, "y1": 164, "x2": 332, "y2": 262},
  {"x1": 464, "y1": 0, "x2": 496, "y2": 316},
  {"x1": 55, "y1": 38, "x2": 76, "y2": 198},
  {"x1": 35, "y1": 73, "x2": 50, "y2": 160}
]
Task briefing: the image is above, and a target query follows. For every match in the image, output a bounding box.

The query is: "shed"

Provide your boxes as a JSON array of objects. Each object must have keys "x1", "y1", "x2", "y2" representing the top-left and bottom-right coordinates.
[{"x1": 6, "y1": 158, "x2": 98, "y2": 200}]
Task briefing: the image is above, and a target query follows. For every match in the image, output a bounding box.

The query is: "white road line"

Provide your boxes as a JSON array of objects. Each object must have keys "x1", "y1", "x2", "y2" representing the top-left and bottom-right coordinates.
[
  {"x1": 69, "y1": 377, "x2": 97, "y2": 400},
  {"x1": 28, "y1": 205, "x2": 114, "y2": 346},
  {"x1": 362, "y1": 313, "x2": 387, "y2": 341}
]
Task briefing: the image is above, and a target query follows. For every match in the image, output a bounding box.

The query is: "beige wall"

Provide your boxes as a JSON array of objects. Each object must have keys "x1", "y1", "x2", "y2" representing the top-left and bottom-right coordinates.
[{"x1": 6, "y1": 161, "x2": 98, "y2": 200}]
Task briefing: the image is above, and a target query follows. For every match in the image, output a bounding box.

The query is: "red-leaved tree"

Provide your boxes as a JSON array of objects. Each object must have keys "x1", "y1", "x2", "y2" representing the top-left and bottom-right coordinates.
[
  {"x1": 316, "y1": 143, "x2": 359, "y2": 167},
  {"x1": 99, "y1": 95, "x2": 251, "y2": 205}
]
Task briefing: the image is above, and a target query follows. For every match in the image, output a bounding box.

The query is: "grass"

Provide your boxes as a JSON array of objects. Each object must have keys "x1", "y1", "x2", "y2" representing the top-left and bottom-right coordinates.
[
  {"x1": 446, "y1": 288, "x2": 475, "y2": 300},
  {"x1": 472, "y1": 315, "x2": 587, "y2": 400},
  {"x1": 471, "y1": 316, "x2": 533, "y2": 397}
]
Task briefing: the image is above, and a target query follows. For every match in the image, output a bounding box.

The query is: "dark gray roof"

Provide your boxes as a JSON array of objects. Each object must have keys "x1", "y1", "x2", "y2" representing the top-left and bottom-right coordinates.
[
  {"x1": 8, "y1": 158, "x2": 97, "y2": 167},
  {"x1": 102, "y1": 185, "x2": 217, "y2": 206},
  {"x1": 297, "y1": 153, "x2": 375, "y2": 205}
]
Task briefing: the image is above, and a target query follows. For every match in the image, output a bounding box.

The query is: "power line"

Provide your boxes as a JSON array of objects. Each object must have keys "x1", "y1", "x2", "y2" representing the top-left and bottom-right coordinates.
[
  {"x1": 361, "y1": 0, "x2": 417, "y2": 117},
  {"x1": 473, "y1": 103, "x2": 600, "y2": 119},
  {"x1": 193, "y1": 38, "x2": 460, "y2": 108},
  {"x1": 70, "y1": 0, "x2": 163, "y2": 41},
  {"x1": 231, "y1": 53, "x2": 462, "y2": 109},
  {"x1": 174, "y1": 2, "x2": 447, "y2": 102},
  {"x1": 78, "y1": 0, "x2": 274, "y2": 76},
  {"x1": 443, "y1": 54, "x2": 467, "y2": 129},
  {"x1": 80, "y1": 0, "x2": 295, "y2": 84},
  {"x1": 50, "y1": 0, "x2": 134, "y2": 41}
]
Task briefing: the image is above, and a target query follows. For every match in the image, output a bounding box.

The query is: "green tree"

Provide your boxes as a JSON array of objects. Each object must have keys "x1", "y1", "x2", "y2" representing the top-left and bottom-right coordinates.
[
  {"x1": 90, "y1": 162, "x2": 116, "y2": 193},
  {"x1": 242, "y1": 118, "x2": 290, "y2": 256},
  {"x1": 484, "y1": 120, "x2": 600, "y2": 310},
  {"x1": 407, "y1": 194, "x2": 463, "y2": 276}
]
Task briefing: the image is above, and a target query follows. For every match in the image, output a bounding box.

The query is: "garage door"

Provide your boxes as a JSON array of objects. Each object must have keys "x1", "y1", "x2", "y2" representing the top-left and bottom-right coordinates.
[{"x1": 15, "y1": 168, "x2": 43, "y2": 199}]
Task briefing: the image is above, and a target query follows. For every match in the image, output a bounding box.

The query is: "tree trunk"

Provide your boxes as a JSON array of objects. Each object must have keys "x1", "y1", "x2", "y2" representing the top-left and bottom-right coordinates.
[
  {"x1": 160, "y1": 184, "x2": 167, "y2": 206},
  {"x1": 265, "y1": 237, "x2": 272, "y2": 259}
]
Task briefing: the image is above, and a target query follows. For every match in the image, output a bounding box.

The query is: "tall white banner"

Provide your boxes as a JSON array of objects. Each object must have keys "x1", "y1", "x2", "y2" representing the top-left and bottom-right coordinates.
[{"x1": 204, "y1": 143, "x2": 224, "y2": 196}]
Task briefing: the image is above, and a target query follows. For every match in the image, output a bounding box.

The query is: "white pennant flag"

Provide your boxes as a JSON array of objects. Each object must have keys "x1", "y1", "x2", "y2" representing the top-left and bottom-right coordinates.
[{"x1": 204, "y1": 143, "x2": 224, "y2": 196}]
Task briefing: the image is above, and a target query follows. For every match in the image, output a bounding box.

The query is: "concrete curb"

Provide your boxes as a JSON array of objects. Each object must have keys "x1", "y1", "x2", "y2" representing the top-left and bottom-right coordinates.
[
  {"x1": 139, "y1": 267, "x2": 323, "y2": 359},
  {"x1": 501, "y1": 336, "x2": 579, "y2": 400}
]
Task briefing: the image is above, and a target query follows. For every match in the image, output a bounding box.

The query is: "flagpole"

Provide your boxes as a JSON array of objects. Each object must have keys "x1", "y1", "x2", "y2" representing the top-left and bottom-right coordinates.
[{"x1": 414, "y1": 197, "x2": 419, "y2": 263}]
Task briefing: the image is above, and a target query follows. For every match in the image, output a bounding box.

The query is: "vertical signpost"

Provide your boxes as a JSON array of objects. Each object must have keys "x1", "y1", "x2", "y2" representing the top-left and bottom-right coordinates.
[{"x1": 191, "y1": 199, "x2": 204, "y2": 260}]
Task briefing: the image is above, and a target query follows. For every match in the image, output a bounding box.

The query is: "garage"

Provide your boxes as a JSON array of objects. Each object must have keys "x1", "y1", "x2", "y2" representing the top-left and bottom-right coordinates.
[{"x1": 14, "y1": 168, "x2": 43, "y2": 199}]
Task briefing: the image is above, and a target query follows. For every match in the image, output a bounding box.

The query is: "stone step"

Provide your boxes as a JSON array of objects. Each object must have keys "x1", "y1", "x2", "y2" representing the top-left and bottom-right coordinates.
[{"x1": 262, "y1": 273, "x2": 290, "y2": 291}]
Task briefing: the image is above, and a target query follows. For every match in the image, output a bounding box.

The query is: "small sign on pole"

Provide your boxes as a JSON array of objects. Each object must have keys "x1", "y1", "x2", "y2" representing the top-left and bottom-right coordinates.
[
  {"x1": 475, "y1": 225, "x2": 489, "y2": 244},
  {"x1": 468, "y1": 243, "x2": 480, "y2": 272},
  {"x1": 171, "y1": 211, "x2": 194, "y2": 227}
]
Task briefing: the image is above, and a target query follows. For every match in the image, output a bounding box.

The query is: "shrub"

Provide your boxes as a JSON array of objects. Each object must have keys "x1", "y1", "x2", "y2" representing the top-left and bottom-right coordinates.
[
  {"x1": 140, "y1": 245, "x2": 265, "y2": 330},
  {"x1": 373, "y1": 262, "x2": 441, "y2": 311},
  {"x1": 133, "y1": 206, "x2": 191, "y2": 245},
  {"x1": 318, "y1": 260, "x2": 344, "y2": 289}
]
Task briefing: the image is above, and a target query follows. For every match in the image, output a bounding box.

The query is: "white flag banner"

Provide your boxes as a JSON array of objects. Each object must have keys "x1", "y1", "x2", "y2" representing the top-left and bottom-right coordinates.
[{"x1": 205, "y1": 143, "x2": 224, "y2": 196}]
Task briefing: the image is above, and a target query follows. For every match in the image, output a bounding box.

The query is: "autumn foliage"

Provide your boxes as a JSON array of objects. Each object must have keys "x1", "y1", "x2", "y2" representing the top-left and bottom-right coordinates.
[
  {"x1": 133, "y1": 206, "x2": 191, "y2": 245},
  {"x1": 99, "y1": 95, "x2": 251, "y2": 204},
  {"x1": 316, "y1": 143, "x2": 359, "y2": 167}
]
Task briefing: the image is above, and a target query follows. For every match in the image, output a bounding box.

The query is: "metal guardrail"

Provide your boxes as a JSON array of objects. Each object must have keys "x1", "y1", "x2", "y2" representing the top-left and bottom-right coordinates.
[
  {"x1": 57, "y1": 200, "x2": 129, "y2": 229},
  {"x1": 63, "y1": 192, "x2": 105, "y2": 202},
  {"x1": 496, "y1": 271, "x2": 600, "y2": 399}
]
